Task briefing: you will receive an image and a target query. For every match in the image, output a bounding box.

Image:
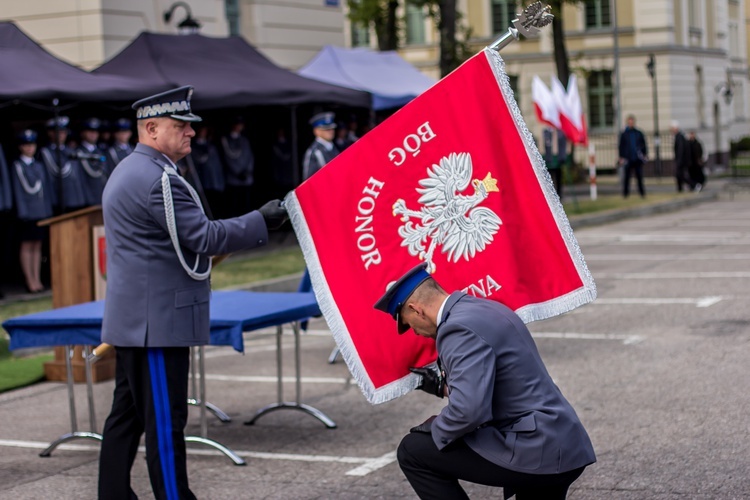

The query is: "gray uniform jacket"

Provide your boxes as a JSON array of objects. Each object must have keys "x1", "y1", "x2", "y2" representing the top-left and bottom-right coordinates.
[
  {"x1": 432, "y1": 292, "x2": 596, "y2": 475},
  {"x1": 101, "y1": 143, "x2": 268, "y2": 348},
  {"x1": 0, "y1": 145, "x2": 12, "y2": 212},
  {"x1": 221, "y1": 135, "x2": 254, "y2": 187},
  {"x1": 40, "y1": 145, "x2": 88, "y2": 210},
  {"x1": 302, "y1": 138, "x2": 339, "y2": 180},
  {"x1": 11, "y1": 157, "x2": 54, "y2": 221},
  {"x1": 77, "y1": 142, "x2": 107, "y2": 206}
]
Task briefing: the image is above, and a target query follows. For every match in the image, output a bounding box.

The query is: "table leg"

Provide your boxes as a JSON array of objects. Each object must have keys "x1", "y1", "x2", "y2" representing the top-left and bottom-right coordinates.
[
  {"x1": 187, "y1": 346, "x2": 231, "y2": 423},
  {"x1": 40, "y1": 345, "x2": 103, "y2": 457},
  {"x1": 184, "y1": 345, "x2": 246, "y2": 466},
  {"x1": 327, "y1": 346, "x2": 340, "y2": 364},
  {"x1": 244, "y1": 323, "x2": 337, "y2": 429},
  {"x1": 83, "y1": 345, "x2": 97, "y2": 432}
]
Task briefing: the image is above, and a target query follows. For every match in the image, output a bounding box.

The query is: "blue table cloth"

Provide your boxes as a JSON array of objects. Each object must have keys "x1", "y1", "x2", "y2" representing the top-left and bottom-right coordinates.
[{"x1": 2, "y1": 290, "x2": 320, "y2": 353}]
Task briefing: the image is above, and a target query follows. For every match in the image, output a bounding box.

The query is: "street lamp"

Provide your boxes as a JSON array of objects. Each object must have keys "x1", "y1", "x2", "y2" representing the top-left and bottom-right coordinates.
[
  {"x1": 713, "y1": 70, "x2": 735, "y2": 168},
  {"x1": 645, "y1": 54, "x2": 661, "y2": 177},
  {"x1": 164, "y1": 1, "x2": 202, "y2": 35}
]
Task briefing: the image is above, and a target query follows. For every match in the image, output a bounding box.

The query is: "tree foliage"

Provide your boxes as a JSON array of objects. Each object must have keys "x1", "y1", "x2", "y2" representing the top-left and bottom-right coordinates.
[{"x1": 347, "y1": 0, "x2": 400, "y2": 51}]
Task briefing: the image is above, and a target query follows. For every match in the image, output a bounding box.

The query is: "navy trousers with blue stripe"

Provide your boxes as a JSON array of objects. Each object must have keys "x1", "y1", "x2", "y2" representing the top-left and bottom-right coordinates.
[{"x1": 98, "y1": 347, "x2": 196, "y2": 500}]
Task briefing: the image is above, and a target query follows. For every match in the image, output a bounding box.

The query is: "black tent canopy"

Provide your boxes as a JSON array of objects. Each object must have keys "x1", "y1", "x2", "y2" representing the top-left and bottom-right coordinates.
[
  {"x1": 0, "y1": 22, "x2": 160, "y2": 103},
  {"x1": 94, "y1": 32, "x2": 371, "y2": 109}
]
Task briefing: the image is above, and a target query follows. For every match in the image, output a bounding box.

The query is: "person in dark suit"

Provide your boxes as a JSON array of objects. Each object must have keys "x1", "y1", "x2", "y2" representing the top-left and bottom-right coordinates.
[
  {"x1": 10, "y1": 130, "x2": 54, "y2": 293},
  {"x1": 687, "y1": 131, "x2": 706, "y2": 191},
  {"x1": 375, "y1": 264, "x2": 596, "y2": 500},
  {"x1": 671, "y1": 120, "x2": 692, "y2": 192},
  {"x1": 98, "y1": 86, "x2": 288, "y2": 500},
  {"x1": 302, "y1": 112, "x2": 340, "y2": 180},
  {"x1": 618, "y1": 114, "x2": 648, "y2": 198}
]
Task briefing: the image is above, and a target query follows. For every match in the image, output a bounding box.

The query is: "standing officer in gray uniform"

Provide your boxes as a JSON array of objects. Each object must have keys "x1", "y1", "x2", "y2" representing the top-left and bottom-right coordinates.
[
  {"x1": 106, "y1": 117, "x2": 134, "y2": 175},
  {"x1": 76, "y1": 117, "x2": 107, "y2": 205},
  {"x1": 375, "y1": 264, "x2": 596, "y2": 500},
  {"x1": 0, "y1": 143, "x2": 13, "y2": 298},
  {"x1": 302, "y1": 111, "x2": 339, "y2": 180},
  {"x1": 220, "y1": 116, "x2": 254, "y2": 216},
  {"x1": 98, "y1": 85, "x2": 287, "y2": 500},
  {"x1": 40, "y1": 116, "x2": 88, "y2": 213}
]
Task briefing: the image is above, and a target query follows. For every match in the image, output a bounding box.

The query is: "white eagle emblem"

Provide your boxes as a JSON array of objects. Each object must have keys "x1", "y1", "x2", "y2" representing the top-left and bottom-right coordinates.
[{"x1": 392, "y1": 152, "x2": 502, "y2": 272}]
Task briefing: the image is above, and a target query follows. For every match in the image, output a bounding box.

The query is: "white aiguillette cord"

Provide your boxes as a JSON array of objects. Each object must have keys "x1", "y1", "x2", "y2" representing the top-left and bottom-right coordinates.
[{"x1": 160, "y1": 155, "x2": 212, "y2": 281}]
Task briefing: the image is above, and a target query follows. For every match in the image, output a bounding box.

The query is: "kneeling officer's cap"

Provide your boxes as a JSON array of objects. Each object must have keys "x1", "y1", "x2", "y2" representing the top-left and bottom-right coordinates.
[
  {"x1": 132, "y1": 85, "x2": 202, "y2": 122},
  {"x1": 374, "y1": 263, "x2": 431, "y2": 334}
]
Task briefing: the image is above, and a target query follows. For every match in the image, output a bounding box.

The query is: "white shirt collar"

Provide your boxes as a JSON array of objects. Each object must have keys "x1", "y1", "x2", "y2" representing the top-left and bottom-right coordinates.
[
  {"x1": 315, "y1": 137, "x2": 334, "y2": 151},
  {"x1": 82, "y1": 141, "x2": 96, "y2": 152},
  {"x1": 436, "y1": 295, "x2": 450, "y2": 327},
  {"x1": 20, "y1": 155, "x2": 34, "y2": 165}
]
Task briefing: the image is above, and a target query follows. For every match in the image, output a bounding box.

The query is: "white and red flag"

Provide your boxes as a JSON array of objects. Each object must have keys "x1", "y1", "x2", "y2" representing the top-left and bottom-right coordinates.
[
  {"x1": 285, "y1": 48, "x2": 596, "y2": 404},
  {"x1": 532, "y1": 75, "x2": 562, "y2": 130},
  {"x1": 553, "y1": 74, "x2": 588, "y2": 145}
]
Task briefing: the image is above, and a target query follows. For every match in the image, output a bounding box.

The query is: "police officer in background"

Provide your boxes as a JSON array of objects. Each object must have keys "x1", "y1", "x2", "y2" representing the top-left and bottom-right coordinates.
[
  {"x1": 76, "y1": 117, "x2": 107, "y2": 205},
  {"x1": 39, "y1": 116, "x2": 88, "y2": 213},
  {"x1": 376, "y1": 264, "x2": 596, "y2": 499},
  {"x1": 0, "y1": 143, "x2": 14, "y2": 298},
  {"x1": 220, "y1": 116, "x2": 254, "y2": 216},
  {"x1": 302, "y1": 111, "x2": 339, "y2": 180},
  {"x1": 98, "y1": 86, "x2": 288, "y2": 499},
  {"x1": 10, "y1": 130, "x2": 54, "y2": 293},
  {"x1": 106, "y1": 118, "x2": 134, "y2": 175},
  {"x1": 190, "y1": 122, "x2": 225, "y2": 218}
]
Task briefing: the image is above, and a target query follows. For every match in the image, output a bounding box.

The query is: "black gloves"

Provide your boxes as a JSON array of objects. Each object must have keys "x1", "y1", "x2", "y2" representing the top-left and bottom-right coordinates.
[
  {"x1": 409, "y1": 366, "x2": 444, "y2": 398},
  {"x1": 258, "y1": 199, "x2": 288, "y2": 230},
  {"x1": 410, "y1": 415, "x2": 437, "y2": 434}
]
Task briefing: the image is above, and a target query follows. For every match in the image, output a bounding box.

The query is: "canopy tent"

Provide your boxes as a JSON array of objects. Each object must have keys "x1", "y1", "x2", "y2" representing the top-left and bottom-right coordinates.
[
  {"x1": 298, "y1": 45, "x2": 437, "y2": 110},
  {"x1": 94, "y1": 32, "x2": 370, "y2": 110},
  {"x1": 0, "y1": 22, "x2": 160, "y2": 103}
]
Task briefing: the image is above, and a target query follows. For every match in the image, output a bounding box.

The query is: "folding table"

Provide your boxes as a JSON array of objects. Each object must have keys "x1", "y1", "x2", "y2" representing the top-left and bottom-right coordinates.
[{"x1": 2, "y1": 290, "x2": 335, "y2": 466}]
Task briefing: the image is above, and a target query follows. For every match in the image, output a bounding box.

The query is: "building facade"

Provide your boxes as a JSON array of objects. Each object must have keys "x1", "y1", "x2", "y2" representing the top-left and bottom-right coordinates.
[{"x1": 352, "y1": 0, "x2": 750, "y2": 167}]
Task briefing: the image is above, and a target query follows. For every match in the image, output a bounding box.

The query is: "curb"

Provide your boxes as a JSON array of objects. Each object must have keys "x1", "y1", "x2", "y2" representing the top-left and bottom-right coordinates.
[{"x1": 568, "y1": 192, "x2": 720, "y2": 229}]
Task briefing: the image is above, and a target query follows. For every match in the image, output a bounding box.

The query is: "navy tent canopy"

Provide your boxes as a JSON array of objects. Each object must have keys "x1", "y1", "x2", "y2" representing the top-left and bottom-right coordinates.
[
  {"x1": 0, "y1": 22, "x2": 160, "y2": 102},
  {"x1": 94, "y1": 32, "x2": 371, "y2": 110},
  {"x1": 298, "y1": 45, "x2": 436, "y2": 110}
]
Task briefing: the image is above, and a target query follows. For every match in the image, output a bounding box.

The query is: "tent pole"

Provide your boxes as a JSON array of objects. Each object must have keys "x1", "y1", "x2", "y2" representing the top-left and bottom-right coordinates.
[{"x1": 291, "y1": 105, "x2": 299, "y2": 187}]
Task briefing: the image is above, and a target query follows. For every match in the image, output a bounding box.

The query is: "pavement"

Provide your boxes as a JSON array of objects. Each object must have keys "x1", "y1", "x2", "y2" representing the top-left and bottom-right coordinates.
[{"x1": 1, "y1": 175, "x2": 749, "y2": 499}]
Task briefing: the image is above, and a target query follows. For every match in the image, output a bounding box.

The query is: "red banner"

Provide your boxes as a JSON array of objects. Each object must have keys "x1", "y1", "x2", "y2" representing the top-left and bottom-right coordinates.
[{"x1": 286, "y1": 49, "x2": 596, "y2": 403}]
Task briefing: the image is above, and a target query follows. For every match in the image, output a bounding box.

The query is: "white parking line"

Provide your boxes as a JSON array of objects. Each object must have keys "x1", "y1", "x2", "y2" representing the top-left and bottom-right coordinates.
[
  {"x1": 0, "y1": 439, "x2": 396, "y2": 476},
  {"x1": 596, "y1": 272, "x2": 750, "y2": 279},
  {"x1": 593, "y1": 296, "x2": 723, "y2": 307},
  {"x1": 531, "y1": 332, "x2": 644, "y2": 344}
]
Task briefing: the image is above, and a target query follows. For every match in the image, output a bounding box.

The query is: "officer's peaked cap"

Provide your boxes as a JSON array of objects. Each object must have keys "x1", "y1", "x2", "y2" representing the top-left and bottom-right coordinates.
[
  {"x1": 309, "y1": 112, "x2": 336, "y2": 130},
  {"x1": 18, "y1": 129, "x2": 38, "y2": 144},
  {"x1": 132, "y1": 85, "x2": 202, "y2": 122},
  {"x1": 374, "y1": 263, "x2": 432, "y2": 334},
  {"x1": 113, "y1": 118, "x2": 132, "y2": 131},
  {"x1": 45, "y1": 116, "x2": 70, "y2": 130},
  {"x1": 82, "y1": 117, "x2": 102, "y2": 131}
]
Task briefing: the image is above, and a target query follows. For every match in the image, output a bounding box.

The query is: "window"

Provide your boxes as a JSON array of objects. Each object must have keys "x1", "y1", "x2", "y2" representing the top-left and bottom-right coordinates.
[
  {"x1": 688, "y1": 0, "x2": 699, "y2": 30},
  {"x1": 491, "y1": 0, "x2": 518, "y2": 35},
  {"x1": 696, "y1": 66, "x2": 705, "y2": 127},
  {"x1": 587, "y1": 70, "x2": 614, "y2": 128},
  {"x1": 585, "y1": 0, "x2": 611, "y2": 29},
  {"x1": 351, "y1": 23, "x2": 370, "y2": 47},
  {"x1": 405, "y1": 3, "x2": 426, "y2": 45}
]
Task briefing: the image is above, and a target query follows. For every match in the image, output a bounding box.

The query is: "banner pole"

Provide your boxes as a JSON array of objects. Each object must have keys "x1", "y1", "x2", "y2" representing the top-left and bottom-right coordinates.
[{"x1": 488, "y1": 2, "x2": 554, "y2": 53}]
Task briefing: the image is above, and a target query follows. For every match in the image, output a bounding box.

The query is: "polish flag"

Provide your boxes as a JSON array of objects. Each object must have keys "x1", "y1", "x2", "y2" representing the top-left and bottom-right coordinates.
[
  {"x1": 532, "y1": 76, "x2": 561, "y2": 129},
  {"x1": 552, "y1": 74, "x2": 588, "y2": 145}
]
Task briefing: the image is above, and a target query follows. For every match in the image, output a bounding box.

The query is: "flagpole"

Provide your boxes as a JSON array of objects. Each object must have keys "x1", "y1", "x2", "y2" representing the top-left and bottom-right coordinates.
[{"x1": 488, "y1": 2, "x2": 553, "y2": 53}]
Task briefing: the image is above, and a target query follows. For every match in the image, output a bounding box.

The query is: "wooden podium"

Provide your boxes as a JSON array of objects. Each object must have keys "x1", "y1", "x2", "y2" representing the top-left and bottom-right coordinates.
[{"x1": 39, "y1": 206, "x2": 116, "y2": 382}]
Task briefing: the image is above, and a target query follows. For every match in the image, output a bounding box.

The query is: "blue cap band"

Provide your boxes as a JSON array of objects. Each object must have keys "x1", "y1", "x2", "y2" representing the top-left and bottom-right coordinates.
[{"x1": 386, "y1": 268, "x2": 431, "y2": 317}]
